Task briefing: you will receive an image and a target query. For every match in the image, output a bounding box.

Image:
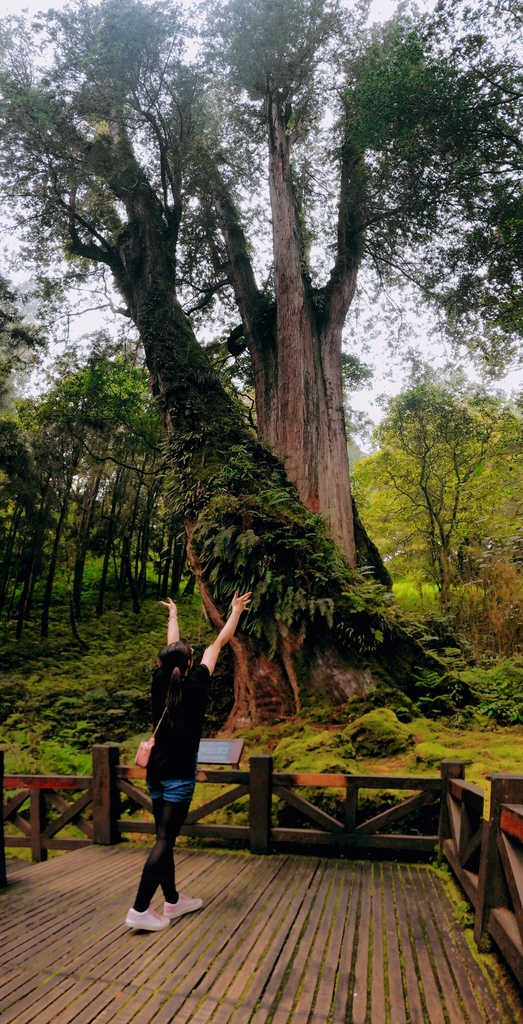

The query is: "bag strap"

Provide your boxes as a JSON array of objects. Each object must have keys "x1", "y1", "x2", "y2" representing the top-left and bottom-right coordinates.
[{"x1": 152, "y1": 707, "x2": 168, "y2": 737}]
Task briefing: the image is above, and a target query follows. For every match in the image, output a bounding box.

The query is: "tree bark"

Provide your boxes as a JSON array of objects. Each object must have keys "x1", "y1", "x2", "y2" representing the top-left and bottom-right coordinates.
[
  {"x1": 41, "y1": 456, "x2": 79, "y2": 638},
  {"x1": 40, "y1": 489, "x2": 68, "y2": 639},
  {"x1": 212, "y1": 99, "x2": 364, "y2": 564},
  {"x1": 0, "y1": 506, "x2": 22, "y2": 615},
  {"x1": 96, "y1": 469, "x2": 123, "y2": 617},
  {"x1": 73, "y1": 465, "x2": 102, "y2": 620}
]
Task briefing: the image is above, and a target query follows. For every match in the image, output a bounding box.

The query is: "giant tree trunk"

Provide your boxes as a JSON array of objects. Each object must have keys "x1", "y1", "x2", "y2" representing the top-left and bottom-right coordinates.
[
  {"x1": 66, "y1": 123, "x2": 450, "y2": 727},
  {"x1": 263, "y1": 101, "x2": 356, "y2": 562},
  {"x1": 213, "y1": 99, "x2": 365, "y2": 566},
  {"x1": 120, "y1": 266, "x2": 446, "y2": 725}
]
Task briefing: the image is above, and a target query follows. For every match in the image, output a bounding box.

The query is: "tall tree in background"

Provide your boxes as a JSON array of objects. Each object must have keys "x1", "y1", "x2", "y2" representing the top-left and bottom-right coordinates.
[
  {"x1": 191, "y1": 0, "x2": 523, "y2": 555},
  {"x1": 354, "y1": 371, "x2": 523, "y2": 608}
]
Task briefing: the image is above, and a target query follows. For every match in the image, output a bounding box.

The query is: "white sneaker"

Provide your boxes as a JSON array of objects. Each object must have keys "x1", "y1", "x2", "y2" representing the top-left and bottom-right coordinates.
[
  {"x1": 125, "y1": 907, "x2": 170, "y2": 931},
  {"x1": 163, "y1": 893, "x2": 203, "y2": 919}
]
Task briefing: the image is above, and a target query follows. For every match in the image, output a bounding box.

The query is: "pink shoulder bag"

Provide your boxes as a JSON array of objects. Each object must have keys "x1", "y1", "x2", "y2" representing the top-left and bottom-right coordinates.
[{"x1": 135, "y1": 708, "x2": 167, "y2": 768}]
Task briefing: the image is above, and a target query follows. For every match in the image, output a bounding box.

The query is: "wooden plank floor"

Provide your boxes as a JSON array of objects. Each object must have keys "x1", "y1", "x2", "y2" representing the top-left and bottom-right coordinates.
[{"x1": 1, "y1": 846, "x2": 522, "y2": 1024}]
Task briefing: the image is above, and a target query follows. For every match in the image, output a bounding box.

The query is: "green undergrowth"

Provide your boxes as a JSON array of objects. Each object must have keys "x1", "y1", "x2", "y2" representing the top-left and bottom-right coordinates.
[
  {"x1": 3, "y1": 585, "x2": 523, "y2": 851},
  {"x1": 5, "y1": 702, "x2": 523, "y2": 859}
]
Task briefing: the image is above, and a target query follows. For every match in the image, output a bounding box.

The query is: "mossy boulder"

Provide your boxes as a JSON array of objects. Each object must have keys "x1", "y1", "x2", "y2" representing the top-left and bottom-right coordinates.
[
  {"x1": 272, "y1": 727, "x2": 357, "y2": 774},
  {"x1": 415, "y1": 742, "x2": 473, "y2": 767},
  {"x1": 343, "y1": 709, "x2": 414, "y2": 758}
]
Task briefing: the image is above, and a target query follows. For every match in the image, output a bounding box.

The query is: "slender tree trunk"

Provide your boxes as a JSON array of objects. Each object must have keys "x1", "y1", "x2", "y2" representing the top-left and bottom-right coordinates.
[
  {"x1": 15, "y1": 484, "x2": 51, "y2": 637},
  {"x1": 138, "y1": 482, "x2": 159, "y2": 595},
  {"x1": 0, "y1": 506, "x2": 22, "y2": 615},
  {"x1": 439, "y1": 546, "x2": 452, "y2": 611},
  {"x1": 121, "y1": 534, "x2": 141, "y2": 612},
  {"x1": 96, "y1": 470, "x2": 122, "y2": 616},
  {"x1": 41, "y1": 470, "x2": 75, "y2": 638},
  {"x1": 15, "y1": 558, "x2": 34, "y2": 640},
  {"x1": 170, "y1": 533, "x2": 186, "y2": 596},
  {"x1": 73, "y1": 465, "x2": 102, "y2": 620}
]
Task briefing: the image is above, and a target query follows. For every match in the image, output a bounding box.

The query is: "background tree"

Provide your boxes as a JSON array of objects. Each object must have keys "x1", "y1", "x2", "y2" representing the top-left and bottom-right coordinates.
[
  {"x1": 353, "y1": 369, "x2": 523, "y2": 609},
  {"x1": 346, "y1": 0, "x2": 523, "y2": 368},
  {"x1": 181, "y1": 0, "x2": 523, "y2": 560},
  {"x1": 0, "y1": 345, "x2": 172, "y2": 638}
]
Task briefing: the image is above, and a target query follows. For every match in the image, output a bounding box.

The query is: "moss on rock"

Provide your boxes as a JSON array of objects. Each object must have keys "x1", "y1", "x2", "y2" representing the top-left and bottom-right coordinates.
[
  {"x1": 272, "y1": 727, "x2": 357, "y2": 773},
  {"x1": 343, "y1": 708, "x2": 414, "y2": 757},
  {"x1": 414, "y1": 741, "x2": 473, "y2": 767}
]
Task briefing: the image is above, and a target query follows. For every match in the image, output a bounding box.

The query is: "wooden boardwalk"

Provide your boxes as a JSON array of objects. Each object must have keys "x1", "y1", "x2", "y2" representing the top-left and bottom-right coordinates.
[{"x1": 0, "y1": 846, "x2": 521, "y2": 1024}]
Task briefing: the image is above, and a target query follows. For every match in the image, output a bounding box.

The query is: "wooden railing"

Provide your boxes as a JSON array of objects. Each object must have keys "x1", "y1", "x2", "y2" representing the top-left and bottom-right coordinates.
[
  {"x1": 116, "y1": 755, "x2": 441, "y2": 854},
  {"x1": 1, "y1": 744, "x2": 441, "y2": 867},
  {"x1": 3, "y1": 745, "x2": 523, "y2": 985},
  {"x1": 439, "y1": 759, "x2": 523, "y2": 986}
]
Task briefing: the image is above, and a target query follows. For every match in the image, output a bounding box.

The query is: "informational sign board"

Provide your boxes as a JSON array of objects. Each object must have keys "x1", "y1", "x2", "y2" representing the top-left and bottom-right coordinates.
[{"x1": 197, "y1": 738, "x2": 244, "y2": 767}]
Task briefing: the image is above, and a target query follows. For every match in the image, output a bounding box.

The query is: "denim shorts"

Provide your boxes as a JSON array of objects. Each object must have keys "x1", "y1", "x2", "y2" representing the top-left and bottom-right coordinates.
[{"x1": 147, "y1": 777, "x2": 196, "y2": 803}]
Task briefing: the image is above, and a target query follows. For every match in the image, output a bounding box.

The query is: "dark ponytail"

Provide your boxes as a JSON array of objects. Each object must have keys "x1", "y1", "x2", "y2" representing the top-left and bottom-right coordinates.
[{"x1": 157, "y1": 641, "x2": 192, "y2": 723}]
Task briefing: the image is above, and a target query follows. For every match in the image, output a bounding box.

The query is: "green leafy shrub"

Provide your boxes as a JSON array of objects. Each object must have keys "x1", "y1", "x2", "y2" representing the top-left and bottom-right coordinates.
[
  {"x1": 461, "y1": 659, "x2": 523, "y2": 724},
  {"x1": 413, "y1": 669, "x2": 471, "y2": 718}
]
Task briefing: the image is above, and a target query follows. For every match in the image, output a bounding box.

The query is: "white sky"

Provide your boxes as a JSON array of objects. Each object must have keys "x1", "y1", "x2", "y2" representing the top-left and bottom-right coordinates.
[
  {"x1": 0, "y1": 0, "x2": 521, "y2": 428},
  {"x1": 1, "y1": 0, "x2": 402, "y2": 17}
]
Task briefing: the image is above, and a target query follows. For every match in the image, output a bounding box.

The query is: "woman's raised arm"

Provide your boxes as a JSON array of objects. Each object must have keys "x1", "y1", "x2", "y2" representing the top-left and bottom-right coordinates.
[
  {"x1": 160, "y1": 598, "x2": 180, "y2": 645},
  {"x1": 201, "y1": 591, "x2": 251, "y2": 676}
]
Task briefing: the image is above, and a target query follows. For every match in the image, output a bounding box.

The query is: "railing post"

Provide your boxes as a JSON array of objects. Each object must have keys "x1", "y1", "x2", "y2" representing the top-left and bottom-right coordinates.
[
  {"x1": 92, "y1": 744, "x2": 121, "y2": 845},
  {"x1": 439, "y1": 759, "x2": 465, "y2": 853},
  {"x1": 344, "y1": 778, "x2": 358, "y2": 832},
  {"x1": 0, "y1": 749, "x2": 6, "y2": 887},
  {"x1": 249, "y1": 755, "x2": 272, "y2": 855},
  {"x1": 30, "y1": 789, "x2": 48, "y2": 862},
  {"x1": 474, "y1": 773, "x2": 523, "y2": 949}
]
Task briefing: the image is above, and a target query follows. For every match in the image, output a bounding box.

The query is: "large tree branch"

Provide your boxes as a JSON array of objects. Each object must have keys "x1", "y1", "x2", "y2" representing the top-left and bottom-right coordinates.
[
  {"x1": 48, "y1": 176, "x2": 118, "y2": 269},
  {"x1": 103, "y1": 112, "x2": 169, "y2": 232},
  {"x1": 129, "y1": 87, "x2": 183, "y2": 250},
  {"x1": 213, "y1": 189, "x2": 263, "y2": 340},
  {"x1": 267, "y1": 93, "x2": 310, "y2": 299},
  {"x1": 323, "y1": 134, "x2": 365, "y2": 326},
  {"x1": 183, "y1": 278, "x2": 229, "y2": 316}
]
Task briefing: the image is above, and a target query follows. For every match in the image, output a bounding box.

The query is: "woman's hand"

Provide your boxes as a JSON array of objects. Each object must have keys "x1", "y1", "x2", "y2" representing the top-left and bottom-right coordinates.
[
  {"x1": 232, "y1": 591, "x2": 252, "y2": 615},
  {"x1": 160, "y1": 598, "x2": 178, "y2": 618}
]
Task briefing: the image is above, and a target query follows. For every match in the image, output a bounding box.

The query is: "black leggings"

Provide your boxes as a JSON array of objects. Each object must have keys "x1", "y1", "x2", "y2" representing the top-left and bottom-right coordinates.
[{"x1": 133, "y1": 798, "x2": 190, "y2": 912}]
